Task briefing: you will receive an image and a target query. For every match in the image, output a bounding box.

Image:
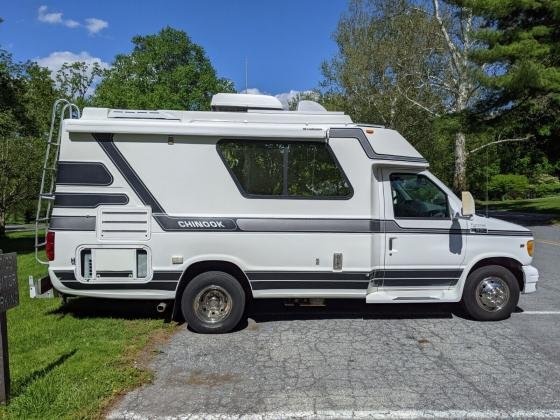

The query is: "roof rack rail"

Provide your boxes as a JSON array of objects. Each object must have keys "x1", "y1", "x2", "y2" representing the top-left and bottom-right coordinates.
[{"x1": 108, "y1": 109, "x2": 180, "y2": 120}]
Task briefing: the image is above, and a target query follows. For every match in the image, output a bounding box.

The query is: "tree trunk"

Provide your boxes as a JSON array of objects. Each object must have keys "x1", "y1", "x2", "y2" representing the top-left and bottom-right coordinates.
[
  {"x1": 453, "y1": 130, "x2": 467, "y2": 192},
  {"x1": 0, "y1": 210, "x2": 5, "y2": 238}
]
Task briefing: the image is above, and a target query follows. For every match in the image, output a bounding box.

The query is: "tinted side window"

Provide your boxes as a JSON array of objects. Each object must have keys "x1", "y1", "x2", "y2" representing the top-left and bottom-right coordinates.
[
  {"x1": 287, "y1": 142, "x2": 351, "y2": 197},
  {"x1": 218, "y1": 141, "x2": 284, "y2": 195},
  {"x1": 218, "y1": 140, "x2": 352, "y2": 198},
  {"x1": 390, "y1": 173, "x2": 449, "y2": 218}
]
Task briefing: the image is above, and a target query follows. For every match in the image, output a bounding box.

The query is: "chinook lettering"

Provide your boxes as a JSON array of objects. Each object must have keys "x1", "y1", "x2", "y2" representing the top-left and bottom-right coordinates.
[{"x1": 177, "y1": 220, "x2": 227, "y2": 229}]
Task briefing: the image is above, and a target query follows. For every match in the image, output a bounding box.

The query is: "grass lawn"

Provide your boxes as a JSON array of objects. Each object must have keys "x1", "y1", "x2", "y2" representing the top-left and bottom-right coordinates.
[
  {"x1": 478, "y1": 195, "x2": 560, "y2": 216},
  {"x1": 0, "y1": 231, "x2": 176, "y2": 419}
]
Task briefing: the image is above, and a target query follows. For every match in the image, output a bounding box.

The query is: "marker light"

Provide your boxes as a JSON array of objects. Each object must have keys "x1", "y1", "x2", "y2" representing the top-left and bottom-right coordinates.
[
  {"x1": 46, "y1": 231, "x2": 55, "y2": 261},
  {"x1": 526, "y1": 240, "x2": 534, "y2": 257},
  {"x1": 366, "y1": 128, "x2": 374, "y2": 134}
]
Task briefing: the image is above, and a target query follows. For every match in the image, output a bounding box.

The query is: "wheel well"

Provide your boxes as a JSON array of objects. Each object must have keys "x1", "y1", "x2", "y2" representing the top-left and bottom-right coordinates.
[
  {"x1": 469, "y1": 257, "x2": 524, "y2": 291},
  {"x1": 172, "y1": 260, "x2": 251, "y2": 321}
]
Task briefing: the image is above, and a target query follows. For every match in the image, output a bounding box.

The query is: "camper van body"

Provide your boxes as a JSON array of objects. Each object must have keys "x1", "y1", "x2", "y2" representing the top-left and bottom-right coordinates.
[{"x1": 39, "y1": 94, "x2": 538, "y2": 332}]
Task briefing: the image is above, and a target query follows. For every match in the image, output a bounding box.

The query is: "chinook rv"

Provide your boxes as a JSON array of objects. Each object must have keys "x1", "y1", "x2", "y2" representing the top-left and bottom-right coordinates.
[{"x1": 33, "y1": 94, "x2": 538, "y2": 333}]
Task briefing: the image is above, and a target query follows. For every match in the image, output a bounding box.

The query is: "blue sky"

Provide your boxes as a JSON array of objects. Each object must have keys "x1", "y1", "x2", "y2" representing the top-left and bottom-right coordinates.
[{"x1": 0, "y1": 1, "x2": 348, "y2": 101}]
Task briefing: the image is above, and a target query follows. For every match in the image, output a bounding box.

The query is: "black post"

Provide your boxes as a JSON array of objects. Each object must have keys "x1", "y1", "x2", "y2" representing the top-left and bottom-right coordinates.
[
  {"x1": 0, "y1": 311, "x2": 9, "y2": 404},
  {"x1": 0, "y1": 251, "x2": 18, "y2": 405}
]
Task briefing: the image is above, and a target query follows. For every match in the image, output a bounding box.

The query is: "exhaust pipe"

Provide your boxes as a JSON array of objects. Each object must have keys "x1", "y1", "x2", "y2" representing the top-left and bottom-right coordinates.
[{"x1": 156, "y1": 302, "x2": 167, "y2": 313}]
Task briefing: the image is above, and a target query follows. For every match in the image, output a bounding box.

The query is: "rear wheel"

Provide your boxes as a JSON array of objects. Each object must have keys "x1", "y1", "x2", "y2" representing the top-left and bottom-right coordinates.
[
  {"x1": 462, "y1": 265, "x2": 519, "y2": 321},
  {"x1": 181, "y1": 271, "x2": 245, "y2": 334}
]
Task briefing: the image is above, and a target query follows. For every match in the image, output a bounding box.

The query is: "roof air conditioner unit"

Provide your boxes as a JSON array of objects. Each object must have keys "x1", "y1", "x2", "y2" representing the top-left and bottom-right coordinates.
[{"x1": 211, "y1": 93, "x2": 284, "y2": 112}]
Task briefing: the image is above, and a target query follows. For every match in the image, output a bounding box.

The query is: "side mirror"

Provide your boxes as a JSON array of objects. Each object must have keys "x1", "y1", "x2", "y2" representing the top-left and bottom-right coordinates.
[{"x1": 461, "y1": 191, "x2": 475, "y2": 217}]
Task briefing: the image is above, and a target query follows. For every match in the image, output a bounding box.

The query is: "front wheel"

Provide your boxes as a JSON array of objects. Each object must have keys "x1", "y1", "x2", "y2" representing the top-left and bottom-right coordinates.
[
  {"x1": 181, "y1": 271, "x2": 246, "y2": 334},
  {"x1": 462, "y1": 265, "x2": 520, "y2": 321}
]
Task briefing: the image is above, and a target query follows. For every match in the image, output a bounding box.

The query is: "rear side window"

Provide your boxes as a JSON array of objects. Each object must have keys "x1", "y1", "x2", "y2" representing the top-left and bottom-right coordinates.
[{"x1": 218, "y1": 140, "x2": 352, "y2": 199}]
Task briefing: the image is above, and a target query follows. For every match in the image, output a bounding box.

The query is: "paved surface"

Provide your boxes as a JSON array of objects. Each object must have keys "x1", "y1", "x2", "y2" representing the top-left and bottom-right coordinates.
[
  {"x1": 5, "y1": 224, "x2": 36, "y2": 232},
  {"x1": 109, "y1": 217, "x2": 560, "y2": 419}
]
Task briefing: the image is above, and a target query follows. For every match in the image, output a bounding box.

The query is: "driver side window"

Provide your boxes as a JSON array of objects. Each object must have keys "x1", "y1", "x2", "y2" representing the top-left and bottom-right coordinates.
[{"x1": 390, "y1": 173, "x2": 449, "y2": 219}]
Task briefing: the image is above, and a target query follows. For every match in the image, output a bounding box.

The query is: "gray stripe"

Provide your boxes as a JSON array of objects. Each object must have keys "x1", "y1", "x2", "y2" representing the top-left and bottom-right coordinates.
[
  {"x1": 53, "y1": 270, "x2": 181, "y2": 291},
  {"x1": 90, "y1": 133, "x2": 529, "y2": 237},
  {"x1": 247, "y1": 271, "x2": 371, "y2": 281},
  {"x1": 378, "y1": 269, "x2": 463, "y2": 278},
  {"x1": 329, "y1": 128, "x2": 428, "y2": 163},
  {"x1": 486, "y1": 229, "x2": 532, "y2": 237},
  {"x1": 237, "y1": 218, "x2": 380, "y2": 233},
  {"x1": 48, "y1": 213, "x2": 531, "y2": 237},
  {"x1": 50, "y1": 216, "x2": 96, "y2": 231},
  {"x1": 373, "y1": 278, "x2": 460, "y2": 287},
  {"x1": 60, "y1": 281, "x2": 177, "y2": 291},
  {"x1": 54, "y1": 193, "x2": 129, "y2": 208},
  {"x1": 250, "y1": 280, "x2": 369, "y2": 290},
  {"x1": 56, "y1": 161, "x2": 113, "y2": 186}
]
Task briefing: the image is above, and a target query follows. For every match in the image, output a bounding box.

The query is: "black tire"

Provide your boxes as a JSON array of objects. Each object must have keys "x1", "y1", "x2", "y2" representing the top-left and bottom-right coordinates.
[
  {"x1": 181, "y1": 271, "x2": 245, "y2": 334},
  {"x1": 462, "y1": 265, "x2": 520, "y2": 321}
]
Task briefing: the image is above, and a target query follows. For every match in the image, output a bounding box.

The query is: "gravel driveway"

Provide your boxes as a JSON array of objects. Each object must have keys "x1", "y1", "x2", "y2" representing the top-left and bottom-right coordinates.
[{"x1": 109, "y1": 218, "x2": 560, "y2": 419}]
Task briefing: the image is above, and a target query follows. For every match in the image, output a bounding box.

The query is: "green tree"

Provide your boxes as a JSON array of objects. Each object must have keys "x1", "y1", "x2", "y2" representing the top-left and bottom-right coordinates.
[
  {"x1": 56, "y1": 61, "x2": 103, "y2": 109},
  {"x1": 322, "y1": 0, "x2": 484, "y2": 191},
  {"x1": 466, "y1": 0, "x2": 560, "y2": 176},
  {"x1": 287, "y1": 91, "x2": 321, "y2": 111},
  {"x1": 0, "y1": 48, "x2": 58, "y2": 235},
  {"x1": 488, "y1": 174, "x2": 530, "y2": 200},
  {"x1": 94, "y1": 27, "x2": 234, "y2": 110}
]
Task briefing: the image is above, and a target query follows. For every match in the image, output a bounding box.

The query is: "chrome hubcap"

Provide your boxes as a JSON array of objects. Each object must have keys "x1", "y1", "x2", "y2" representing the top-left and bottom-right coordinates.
[
  {"x1": 475, "y1": 276, "x2": 510, "y2": 312},
  {"x1": 193, "y1": 285, "x2": 232, "y2": 323}
]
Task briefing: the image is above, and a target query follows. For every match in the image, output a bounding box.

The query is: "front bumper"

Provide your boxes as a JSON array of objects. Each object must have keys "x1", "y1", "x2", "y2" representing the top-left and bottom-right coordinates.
[{"x1": 522, "y1": 265, "x2": 539, "y2": 293}]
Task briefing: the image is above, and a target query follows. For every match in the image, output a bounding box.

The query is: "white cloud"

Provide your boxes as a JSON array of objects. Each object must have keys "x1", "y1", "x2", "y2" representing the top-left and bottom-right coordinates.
[
  {"x1": 240, "y1": 88, "x2": 263, "y2": 95},
  {"x1": 36, "y1": 51, "x2": 110, "y2": 97},
  {"x1": 38, "y1": 5, "x2": 62, "y2": 24},
  {"x1": 37, "y1": 6, "x2": 108, "y2": 35},
  {"x1": 275, "y1": 90, "x2": 315, "y2": 109},
  {"x1": 85, "y1": 18, "x2": 108, "y2": 35},
  {"x1": 36, "y1": 51, "x2": 110, "y2": 75},
  {"x1": 64, "y1": 19, "x2": 80, "y2": 28},
  {"x1": 240, "y1": 88, "x2": 315, "y2": 109}
]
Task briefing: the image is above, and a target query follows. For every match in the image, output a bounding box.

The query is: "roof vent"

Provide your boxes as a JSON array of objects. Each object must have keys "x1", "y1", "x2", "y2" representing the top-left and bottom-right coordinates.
[
  {"x1": 296, "y1": 100, "x2": 327, "y2": 113},
  {"x1": 211, "y1": 93, "x2": 284, "y2": 112}
]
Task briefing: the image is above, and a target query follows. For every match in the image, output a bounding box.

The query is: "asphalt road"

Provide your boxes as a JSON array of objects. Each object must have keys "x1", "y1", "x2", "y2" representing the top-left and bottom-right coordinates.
[{"x1": 109, "y1": 217, "x2": 560, "y2": 419}]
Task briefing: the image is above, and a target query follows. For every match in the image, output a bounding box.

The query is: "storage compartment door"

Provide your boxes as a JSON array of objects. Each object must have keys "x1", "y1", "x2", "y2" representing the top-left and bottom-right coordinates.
[
  {"x1": 93, "y1": 248, "x2": 136, "y2": 279},
  {"x1": 79, "y1": 247, "x2": 151, "y2": 282}
]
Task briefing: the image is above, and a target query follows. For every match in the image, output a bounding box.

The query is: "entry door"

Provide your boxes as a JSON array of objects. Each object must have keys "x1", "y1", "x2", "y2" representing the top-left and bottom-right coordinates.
[{"x1": 381, "y1": 170, "x2": 466, "y2": 289}]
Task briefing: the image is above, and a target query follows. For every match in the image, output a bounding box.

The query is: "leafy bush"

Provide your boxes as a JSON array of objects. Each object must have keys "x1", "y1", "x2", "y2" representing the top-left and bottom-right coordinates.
[
  {"x1": 532, "y1": 174, "x2": 560, "y2": 198},
  {"x1": 488, "y1": 174, "x2": 530, "y2": 200}
]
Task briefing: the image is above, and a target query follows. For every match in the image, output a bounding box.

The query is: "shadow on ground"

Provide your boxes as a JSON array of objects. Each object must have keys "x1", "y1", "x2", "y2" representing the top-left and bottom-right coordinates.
[
  {"x1": 52, "y1": 296, "x2": 471, "y2": 327},
  {"x1": 0, "y1": 234, "x2": 36, "y2": 254},
  {"x1": 49, "y1": 297, "x2": 530, "y2": 332},
  {"x1": 246, "y1": 299, "x2": 464, "y2": 324},
  {"x1": 487, "y1": 210, "x2": 558, "y2": 227},
  {"x1": 49, "y1": 297, "x2": 173, "y2": 321},
  {"x1": 10, "y1": 349, "x2": 77, "y2": 398}
]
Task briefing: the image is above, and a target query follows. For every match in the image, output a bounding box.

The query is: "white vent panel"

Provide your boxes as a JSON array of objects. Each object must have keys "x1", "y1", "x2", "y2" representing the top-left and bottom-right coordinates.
[
  {"x1": 108, "y1": 109, "x2": 180, "y2": 120},
  {"x1": 97, "y1": 207, "x2": 151, "y2": 241}
]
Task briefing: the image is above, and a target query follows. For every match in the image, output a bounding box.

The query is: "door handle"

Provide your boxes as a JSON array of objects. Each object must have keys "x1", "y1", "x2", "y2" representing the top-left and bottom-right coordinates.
[{"x1": 389, "y1": 237, "x2": 398, "y2": 253}]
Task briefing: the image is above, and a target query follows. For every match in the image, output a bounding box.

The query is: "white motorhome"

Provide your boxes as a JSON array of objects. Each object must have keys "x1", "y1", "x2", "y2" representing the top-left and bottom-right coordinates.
[{"x1": 34, "y1": 94, "x2": 538, "y2": 333}]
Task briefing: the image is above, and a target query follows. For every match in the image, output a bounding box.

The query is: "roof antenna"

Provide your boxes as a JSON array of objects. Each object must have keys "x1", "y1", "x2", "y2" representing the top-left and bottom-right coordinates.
[{"x1": 245, "y1": 57, "x2": 248, "y2": 92}]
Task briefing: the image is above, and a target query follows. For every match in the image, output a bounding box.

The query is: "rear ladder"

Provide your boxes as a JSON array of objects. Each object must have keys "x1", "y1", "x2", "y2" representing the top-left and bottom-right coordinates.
[{"x1": 34, "y1": 99, "x2": 80, "y2": 264}]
